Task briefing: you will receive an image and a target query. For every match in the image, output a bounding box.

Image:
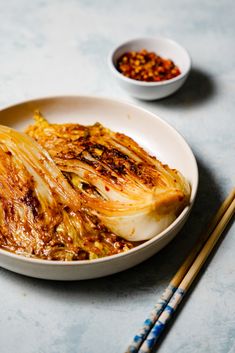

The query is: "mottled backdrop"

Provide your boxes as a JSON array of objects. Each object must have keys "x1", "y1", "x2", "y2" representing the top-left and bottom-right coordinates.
[{"x1": 0, "y1": 1, "x2": 234, "y2": 352}]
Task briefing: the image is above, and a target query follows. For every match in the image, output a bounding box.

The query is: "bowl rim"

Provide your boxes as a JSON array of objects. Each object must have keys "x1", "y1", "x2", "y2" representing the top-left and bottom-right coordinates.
[
  {"x1": 108, "y1": 36, "x2": 192, "y2": 87},
  {"x1": 0, "y1": 94, "x2": 198, "y2": 267}
]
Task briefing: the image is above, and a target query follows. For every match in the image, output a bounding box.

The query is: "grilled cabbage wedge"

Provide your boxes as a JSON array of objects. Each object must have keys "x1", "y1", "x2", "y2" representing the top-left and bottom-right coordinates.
[
  {"x1": 26, "y1": 112, "x2": 191, "y2": 241},
  {"x1": 0, "y1": 125, "x2": 134, "y2": 260}
]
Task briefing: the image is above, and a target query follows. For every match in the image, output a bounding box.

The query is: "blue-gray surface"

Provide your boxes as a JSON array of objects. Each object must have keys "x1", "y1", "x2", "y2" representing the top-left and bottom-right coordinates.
[{"x1": 0, "y1": 0, "x2": 234, "y2": 352}]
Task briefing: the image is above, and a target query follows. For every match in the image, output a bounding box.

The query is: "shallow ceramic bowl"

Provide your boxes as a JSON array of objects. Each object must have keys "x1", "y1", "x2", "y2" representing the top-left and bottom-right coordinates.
[
  {"x1": 108, "y1": 37, "x2": 191, "y2": 100},
  {"x1": 0, "y1": 96, "x2": 198, "y2": 280}
]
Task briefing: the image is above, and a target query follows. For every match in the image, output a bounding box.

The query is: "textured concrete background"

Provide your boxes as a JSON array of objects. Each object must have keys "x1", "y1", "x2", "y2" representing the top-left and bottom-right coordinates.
[{"x1": 0, "y1": 0, "x2": 234, "y2": 352}]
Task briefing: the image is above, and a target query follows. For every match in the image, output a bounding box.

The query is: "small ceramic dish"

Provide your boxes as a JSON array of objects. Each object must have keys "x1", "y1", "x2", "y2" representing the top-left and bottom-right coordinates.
[
  {"x1": 108, "y1": 37, "x2": 191, "y2": 100},
  {"x1": 0, "y1": 96, "x2": 198, "y2": 280}
]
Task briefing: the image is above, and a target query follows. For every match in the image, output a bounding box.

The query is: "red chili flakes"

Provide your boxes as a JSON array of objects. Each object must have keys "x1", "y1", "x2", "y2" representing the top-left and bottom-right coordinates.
[{"x1": 117, "y1": 49, "x2": 181, "y2": 82}]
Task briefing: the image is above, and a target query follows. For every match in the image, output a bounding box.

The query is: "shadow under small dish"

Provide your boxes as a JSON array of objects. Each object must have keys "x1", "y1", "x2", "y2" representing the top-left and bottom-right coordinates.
[{"x1": 108, "y1": 37, "x2": 191, "y2": 100}]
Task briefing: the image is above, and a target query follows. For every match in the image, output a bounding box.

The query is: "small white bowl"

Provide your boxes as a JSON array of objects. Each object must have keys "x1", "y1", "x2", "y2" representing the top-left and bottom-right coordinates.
[{"x1": 108, "y1": 37, "x2": 191, "y2": 100}]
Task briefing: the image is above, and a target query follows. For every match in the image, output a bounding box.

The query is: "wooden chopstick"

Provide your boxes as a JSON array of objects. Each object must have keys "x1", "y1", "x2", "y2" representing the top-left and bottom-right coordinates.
[
  {"x1": 125, "y1": 188, "x2": 235, "y2": 353},
  {"x1": 138, "y1": 195, "x2": 235, "y2": 353}
]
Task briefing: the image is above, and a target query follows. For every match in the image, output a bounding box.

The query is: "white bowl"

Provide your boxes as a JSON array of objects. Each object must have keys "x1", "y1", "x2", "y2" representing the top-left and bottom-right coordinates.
[
  {"x1": 0, "y1": 96, "x2": 198, "y2": 280},
  {"x1": 108, "y1": 37, "x2": 191, "y2": 100}
]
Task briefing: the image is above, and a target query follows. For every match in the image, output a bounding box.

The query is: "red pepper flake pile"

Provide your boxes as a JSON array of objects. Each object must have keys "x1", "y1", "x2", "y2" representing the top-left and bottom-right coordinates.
[{"x1": 117, "y1": 49, "x2": 181, "y2": 82}]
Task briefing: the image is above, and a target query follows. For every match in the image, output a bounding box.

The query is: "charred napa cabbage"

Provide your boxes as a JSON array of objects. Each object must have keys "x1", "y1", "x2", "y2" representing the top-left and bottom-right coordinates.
[
  {"x1": 26, "y1": 112, "x2": 191, "y2": 241},
  {"x1": 0, "y1": 125, "x2": 133, "y2": 260}
]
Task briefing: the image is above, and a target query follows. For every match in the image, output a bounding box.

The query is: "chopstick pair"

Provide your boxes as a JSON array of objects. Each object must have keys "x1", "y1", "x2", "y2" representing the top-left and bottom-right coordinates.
[{"x1": 125, "y1": 188, "x2": 235, "y2": 353}]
